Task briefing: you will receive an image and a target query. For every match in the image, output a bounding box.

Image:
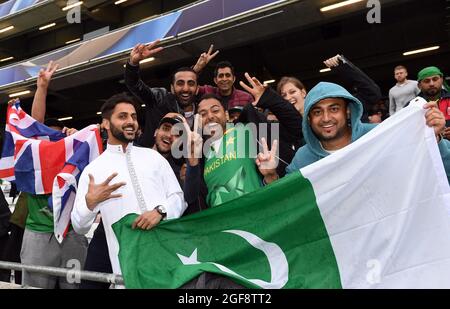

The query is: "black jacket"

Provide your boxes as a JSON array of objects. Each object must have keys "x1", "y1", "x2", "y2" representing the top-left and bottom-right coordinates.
[
  {"x1": 255, "y1": 89, "x2": 303, "y2": 175},
  {"x1": 125, "y1": 62, "x2": 186, "y2": 148},
  {"x1": 333, "y1": 55, "x2": 382, "y2": 122}
]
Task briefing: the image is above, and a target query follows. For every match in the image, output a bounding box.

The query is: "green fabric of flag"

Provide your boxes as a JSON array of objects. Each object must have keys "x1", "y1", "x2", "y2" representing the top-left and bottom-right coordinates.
[{"x1": 112, "y1": 172, "x2": 341, "y2": 289}]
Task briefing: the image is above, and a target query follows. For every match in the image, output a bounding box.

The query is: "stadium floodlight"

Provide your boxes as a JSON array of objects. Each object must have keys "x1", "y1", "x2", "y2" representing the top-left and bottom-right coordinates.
[
  {"x1": 320, "y1": 0, "x2": 364, "y2": 12},
  {"x1": 9, "y1": 90, "x2": 30, "y2": 97},
  {"x1": 0, "y1": 25, "x2": 14, "y2": 33},
  {"x1": 58, "y1": 117, "x2": 73, "y2": 121},
  {"x1": 39, "y1": 23, "x2": 56, "y2": 31},
  {"x1": 65, "y1": 38, "x2": 81, "y2": 45},
  {"x1": 0, "y1": 56, "x2": 14, "y2": 62},
  {"x1": 403, "y1": 46, "x2": 440, "y2": 56},
  {"x1": 263, "y1": 79, "x2": 276, "y2": 85},
  {"x1": 62, "y1": 1, "x2": 83, "y2": 11}
]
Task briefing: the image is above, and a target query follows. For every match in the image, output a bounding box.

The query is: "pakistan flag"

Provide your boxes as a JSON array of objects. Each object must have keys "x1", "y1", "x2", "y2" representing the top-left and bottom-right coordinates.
[
  {"x1": 114, "y1": 172, "x2": 340, "y2": 289},
  {"x1": 113, "y1": 101, "x2": 450, "y2": 288}
]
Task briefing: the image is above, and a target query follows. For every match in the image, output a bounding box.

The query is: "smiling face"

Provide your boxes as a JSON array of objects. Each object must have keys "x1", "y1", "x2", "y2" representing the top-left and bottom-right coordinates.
[
  {"x1": 103, "y1": 102, "x2": 138, "y2": 146},
  {"x1": 308, "y1": 98, "x2": 351, "y2": 145},
  {"x1": 214, "y1": 67, "x2": 235, "y2": 96},
  {"x1": 198, "y1": 97, "x2": 227, "y2": 137},
  {"x1": 280, "y1": 82, "x2": 306, "y2": 115},
  {"x1": 154, "y1": 122, "x2": 176, "y2": 154},
  {"x1": 172, "y1": 71, "x2": 198, "y2": 107},
  {"x1": 154, "y1": 113, "x2": 182, "y2": 155}
]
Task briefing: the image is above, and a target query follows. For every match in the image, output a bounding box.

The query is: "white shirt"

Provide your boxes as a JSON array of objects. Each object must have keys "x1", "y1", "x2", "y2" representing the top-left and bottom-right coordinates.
[
  {"x1": 319, "y1": 142, "x2": 338, "y2": 154},
  {"x1": 71, "y1": 143, "x2": 186, "y2": 275}
]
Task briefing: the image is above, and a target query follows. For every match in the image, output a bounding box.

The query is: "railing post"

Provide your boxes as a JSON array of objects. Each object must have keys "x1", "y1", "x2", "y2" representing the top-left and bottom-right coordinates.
[
  {"x1": 0, "y1": 261, "x2": 124, "y2": 288},
  {"x1": 21, "y1": 267, "x2": 26, "y2": 288}
]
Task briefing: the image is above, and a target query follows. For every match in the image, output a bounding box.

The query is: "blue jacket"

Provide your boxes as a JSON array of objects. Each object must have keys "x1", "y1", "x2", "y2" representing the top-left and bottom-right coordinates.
[{"x1": 286, "y1": 82, "x2": 376, "y2": 173}]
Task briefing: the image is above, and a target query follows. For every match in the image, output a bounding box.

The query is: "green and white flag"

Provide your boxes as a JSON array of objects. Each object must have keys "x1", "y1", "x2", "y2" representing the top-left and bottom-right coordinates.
[{"x1": 113, "y1": 98, "x2": 450, "y2": 288}]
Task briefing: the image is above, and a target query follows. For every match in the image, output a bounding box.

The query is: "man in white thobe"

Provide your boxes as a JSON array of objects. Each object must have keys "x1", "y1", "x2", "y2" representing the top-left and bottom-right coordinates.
[{"x1": 71, "y1": 93, "x2": 186, "y2": 275}]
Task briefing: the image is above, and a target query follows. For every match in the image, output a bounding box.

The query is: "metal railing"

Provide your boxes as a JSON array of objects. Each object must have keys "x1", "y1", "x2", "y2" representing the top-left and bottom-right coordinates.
[{"x1": 0, "y1": 261, "x2": 124, "y2": 289}]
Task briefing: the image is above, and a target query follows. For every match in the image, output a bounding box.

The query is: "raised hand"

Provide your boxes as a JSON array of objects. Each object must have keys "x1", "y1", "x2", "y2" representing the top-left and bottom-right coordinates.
[
  {"x1": 7, "y1": 98, "x2": 19, "y2": 106},
  {"x1": 85, "y1": 173, "x2": 126, "y2": 210},
  {"x1": 129, "y1": 40, "x2": 163, "y2": 66},
  {"x1": 239, "y1": 72, "x2": 267, "y2": 106},
  {"x1": 323, "y1": 55, "x2": 342, "y2": 68},
  {"x1": 192, "y1": 44, "x2": 220, "y2": 73},
  {"x1": 256, "y1": 137, "x2": 279, "y2": 184},
  {"x1": 185, "y1": 114, "x2": 203, "y2": 166},
  {"x1": 37, "y1": 60, "x2": 59, "y2": 89}
]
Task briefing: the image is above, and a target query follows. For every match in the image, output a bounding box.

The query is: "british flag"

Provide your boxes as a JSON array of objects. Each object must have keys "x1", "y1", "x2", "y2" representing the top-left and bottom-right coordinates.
[{"x1": 0, "y1": 102, "x2": 103, "y2": 242}]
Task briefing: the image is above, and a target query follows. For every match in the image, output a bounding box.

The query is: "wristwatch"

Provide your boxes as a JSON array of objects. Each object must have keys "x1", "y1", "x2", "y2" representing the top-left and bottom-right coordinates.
[{"x1": 155, "y1": 205, "x2": 167, "y2": 219}]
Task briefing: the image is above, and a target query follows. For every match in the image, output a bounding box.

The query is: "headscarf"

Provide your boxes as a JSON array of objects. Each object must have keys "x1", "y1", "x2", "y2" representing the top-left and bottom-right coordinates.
[{"x1": 417, "y1": 66, "x2": 450, "y2": 92}]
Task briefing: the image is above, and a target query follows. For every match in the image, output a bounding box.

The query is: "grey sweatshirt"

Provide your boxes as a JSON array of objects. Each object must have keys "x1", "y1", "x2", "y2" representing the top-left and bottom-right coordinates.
[{"x1": 389, "y1": 80, "x2": 420, "y2": 115}]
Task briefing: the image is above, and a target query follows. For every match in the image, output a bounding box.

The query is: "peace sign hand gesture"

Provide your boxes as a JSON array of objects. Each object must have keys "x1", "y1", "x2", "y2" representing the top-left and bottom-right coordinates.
[
  {"x1": 239, "y1": 73, "x2": 267, "y2": 106},
  {"x1": 256, "y1": 138, "x2": 279, "y2": 185},
  {"x1": 185, "y1": 114, "x2": 203, "y2": 167},
  {"x1": 130, "y1": 40, "x2": 164, "y2": 66},
  {"x1": 192, "y1": 44, "x2": 220, "y2": 73},
  {"x1": 38, "y1": 60, "x2": 59, "y2": 89}
]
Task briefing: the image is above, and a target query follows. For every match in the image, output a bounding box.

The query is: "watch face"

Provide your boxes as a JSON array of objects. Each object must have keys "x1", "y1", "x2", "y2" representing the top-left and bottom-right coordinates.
[{"x1": 158, "y1": 205, "x2": 166, "y2": 214}]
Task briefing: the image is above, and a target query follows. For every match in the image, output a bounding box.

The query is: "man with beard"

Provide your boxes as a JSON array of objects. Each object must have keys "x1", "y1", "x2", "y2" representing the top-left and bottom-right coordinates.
[
  {"x1": 72, "y1": 93, "x2": 187, "y2": 277},
  {"x1": 184, "y1": 71, "x2": 299, "y2": 211},
  {"x1": 125, "y1": 40, "x2": 199, "y2": 148},
  {"x1": 180, "y1": 91, "x2": 280, "y2": 288},
  {"x1": 185, "y1": 94, "x2": 279, "y2": 209},
  {"x1": 286, "y1": 82, "x2": 450, "y2": 183},
  {"x1": 81, "y1": 112, "x2": 189, "y2": 289},
  {"x1": 416, "y1": 67, "x2": 450, "y2": 139},
  {"x1": 389, "y1": 65, "x2": 419, "y2": 115}
]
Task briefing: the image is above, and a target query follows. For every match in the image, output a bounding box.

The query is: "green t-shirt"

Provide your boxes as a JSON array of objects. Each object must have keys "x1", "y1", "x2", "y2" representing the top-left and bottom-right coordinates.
[
  {"x1": 204, "y1": 125, "x2": 262, "y2": 207},
  {"x1": 9, "y1": 193, "x2": 28, "y2": 229},
  {"x1": 25, "y1": 193, "x2": 54, "y2": 233}
]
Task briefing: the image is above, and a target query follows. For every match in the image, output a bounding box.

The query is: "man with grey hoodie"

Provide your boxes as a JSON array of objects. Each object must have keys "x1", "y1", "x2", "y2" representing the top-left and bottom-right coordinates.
[{"x1": 285, "y1": 82, "x2": 450, "y2": 184}]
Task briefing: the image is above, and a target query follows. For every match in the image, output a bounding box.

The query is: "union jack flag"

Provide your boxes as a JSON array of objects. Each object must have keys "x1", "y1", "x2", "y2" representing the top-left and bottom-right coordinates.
[{"x1": 0, "y1": 102, "x2": 103, "y2": 242}]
